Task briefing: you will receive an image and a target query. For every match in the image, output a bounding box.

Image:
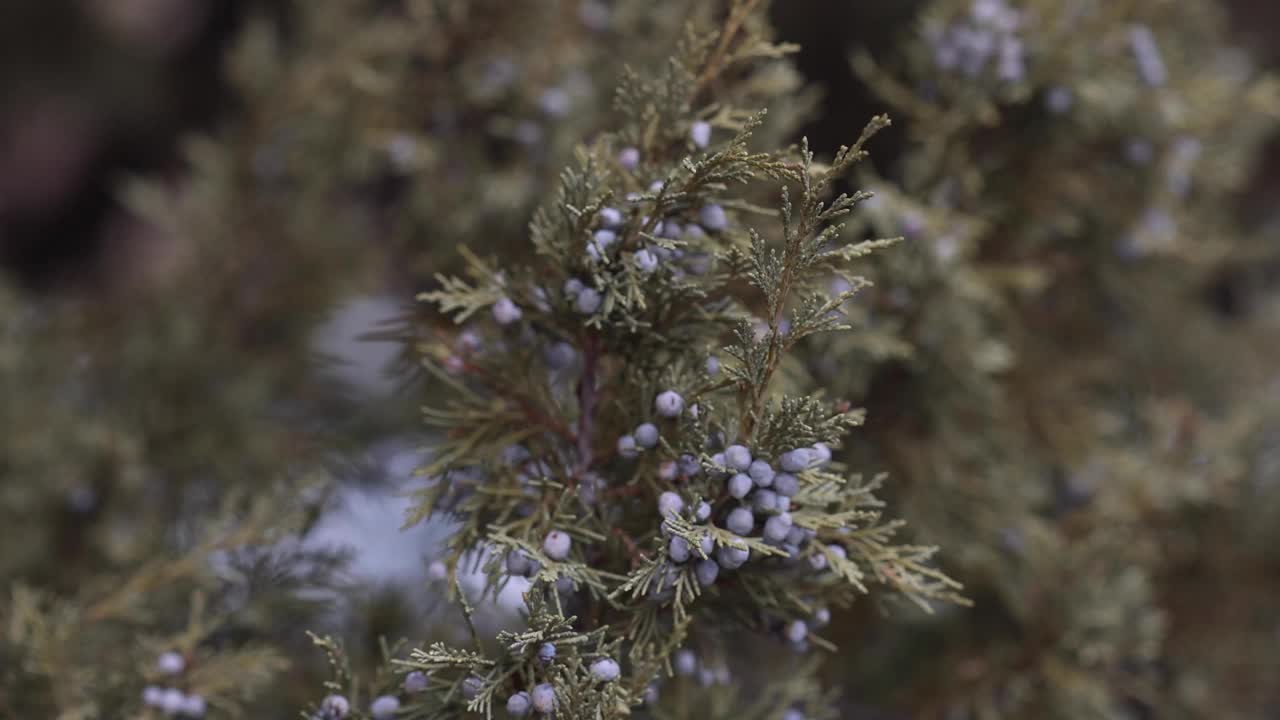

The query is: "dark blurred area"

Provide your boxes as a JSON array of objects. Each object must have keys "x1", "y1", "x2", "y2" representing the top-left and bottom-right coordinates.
[{"x1": 3, "y1": 0, "x2": 1274, "y2": 292}]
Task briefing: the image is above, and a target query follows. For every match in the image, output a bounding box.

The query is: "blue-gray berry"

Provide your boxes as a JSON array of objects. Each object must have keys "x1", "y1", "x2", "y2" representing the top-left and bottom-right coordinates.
[
  {"x1": 598, "y1": 207, "x2": 624, "y2": 228},
  {"x1": 690, "y1": 120, "x2": 712, "y2": 148},
  {"x1": 618, "y1": 147, "x2": 640, "y2": 170},
  {"x1": 181, "y1": 694, "x2": 207, "y2": 717},
  {"x1": 763, "y1": 513, "x2": 793, "y2": 543},
  {"x1": 694, "y1": 500, "x2": 712, "y2": 522},
  {"x1": 634, "y1": 248, "x2": 659, "y2": 273},
  {"x1": 753, "y1": 489, "x2": 778, "y2": 514},
  {"x1": 321, "y1": 695, "x2": 350, "y2": 719},
  {"x1": 814, "y1": 607, "x2": 831, "y2": 627},
  {"x1": 695, "y1": 558, "x2": 719, "y2": 585},
  {"x1": 726, "y1": 507, "x2": 754, "y2": 535},
  {"x1": 574, "y1": 287, "x2": 602, "y2": 315},
  {"x1": 717, "y1": 542, "x2": 749, "y2": 569},
  {"x1": 674, "y1": 649, "x2": 698, "y2": 676},
  {"x1": 724, "y1": 445, "x2": 752, "y2": 471},
  {"x1": 462, "y1": 676, "x2": 483, "y2": 700},
  {"x1": 773, "y1": 473, "x2": 799, "y2": 497},
  {"x1": 617, "y1": 434, "x2": 639, "y2": 459},
  {"x1": 160, "y1": 688, "x2": 185, "y2": 715},
  {"x1": 531, "y1": 683, "x2": 556, "y2": 714},
  {"x1": 811, "y1": 443, "x2": 832, "y2": 465},
  {"x1": 669, "y1": 536, "x2": 691, "y2": 563},
  {"x1": 371, "y1": 695, "x2": 400, "y2": 720},
  {"x1": 538, "y1": 642, "x2": 557, "y2": 663},
  {"x1": 785, "y1": 620, "x2": 808, "y2": 644},
  {"x1": 492, "y1": 297, "x2": 522, "y2": 325},
  {"x1": 776, "y1": 496, "x2": 791, "y2": 513},
  {"x1": 808, "y1": 552, "x2": 828, "y2": 571},
  {"x1": 748, "y1": 460, "x2": 775, "y2": 487},
  {"x1": 543, "y1": 530, "x2": 571, "y2": 561},
  {"x1": 507, "y1": 549, "x2": 533, "y2": 576},
  {"x1": 783, "y1": 709, "x2": 806, "y2": 720},
  {"x1": 143, "y1": 686, "x2": 164, "y2": 707},
  {"x1": 634, "y1": 423, "x2": 659, "y2": 448},
  {"x1": 158, "y1": 651, "x2": 185, "y2": 675},
  {"x1": 563, "y1": 278, "x2": 584, "y2": 297},
  {"x1": 507, "y1": 691, "x2": 531, "y2": 717},
  {"x1": 779, "y1": 449, "x2": 815, "y2": 473},
  {"x1": 827, "y1": 544, "x2": 848, "y2": 560},
  {"x1": 678, "y1": 453, "x2": 701, "y2": 476},
  {"x1": 590, "y1": 658, "x2": 621, "y2": 682},
  {"x1": 699, "y1": 534, "x2": 714, "y2": 556},
  {"x1": 727, "y1": 473, "x2": 753, "y2": 499},
  {"x1": 544, "y1": 341, "x2": 576, "y2": 370},
  {"x1": 785, "y1": 526, "x2": 807, "y2": 546},
  {"x1": 705, "y1": 356, "x2": 720, "y2": 375},
  {"x1": 699, "y1": 204, "x2": 728, "y2": 231},
  {"x1": 403, "y1": 671, "x2": 429, "y2": 694},
  {"x1": 654, "y1": 390, "x2": 684, "y2": 418},
  {"x1": 657, "y1": 491, "x2": 684, "y2": 518}
]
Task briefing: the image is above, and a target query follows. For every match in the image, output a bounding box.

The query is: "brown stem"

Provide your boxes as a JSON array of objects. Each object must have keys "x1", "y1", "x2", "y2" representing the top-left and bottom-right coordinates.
[{"x1": 576, "y1": 332, "x2": 600, "y2": 475}]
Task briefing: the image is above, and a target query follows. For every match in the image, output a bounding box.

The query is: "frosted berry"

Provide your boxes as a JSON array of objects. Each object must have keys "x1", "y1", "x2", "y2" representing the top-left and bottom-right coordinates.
[
  {"x1": 531, "y1": 683, "x2": 557, "y2": 714},
  {"x1": 678, "y1": 453, "x2": 701, "y2": 476},
  {"x1": 157, "y1": 651, "x2": 185, "y2": 675},
  {"x1": 779, "y1": 449, "x2": 815, "y2": 473},
  {"x1": 371, "y1": 695, "x2": 400, "y2": 719},
  {"x1": 811, "y1": 443, "x2": 832, "y2": 465},
  {"x1": 635, "y1": 422, "x2": 660, "y2": 448},
  {"x1": 699, "y1": 534, "x2": 715, "y2": 556},
  {"x1": 753, "y1": 489, "x2": 778, "y2": 514},
  {"x1": 427, "y1": 559, "x2": 448, "y2": 582},
  {"x1": 814, "y1": 607, "x2": 831, "y2": 627},
  {"x1": 507, "y1": 550, "x2": 534, "y2": 576},
  {"x1": 403, "y1": 670, "x2": 429, "y2": 694},
  {"x1": 724, "y1": 445, "x2": 752, "y2": 471},
  {"x1": 590, "y1": 657, "x2": 621, "y2": 682},
  {"x1": 699, "y1": 204, "x2": 728, "y2": 231},
  {"x1": 690, "y1": 120, "x2": 712, "y2": 148},
  {"x1": 827, "y1": 544, "x2": 848, "y2": 560},
  {"x1": 783, "y1": 710, "x2": 806, "y2": 720},
  {"x1": 808, "y1": 553, "x2": 828, "y2": 571},
  {"x1": 563, "y1": 278, "x2": 584, "y2": 297},
  {"x1": 618, "y1": 147, "x2": 640, "y2": 169},
  {"x1": 773, "y1": 473, "x2": 799, "y2": 497},
  {"x1": 657, "y1": 219, "x2": 682, "y2": 239},
  {"x1": 763, "y1": 513, "x2": 793, "y2": 543},
  {"x1": 726, "y1": 507, "x2": 754, "y2": 535},
  {"x1": 658, "y1": 491, "x2": 684, "y2": 518},
  {"x1": 545, "y1": 341, "x2": 576, "y2": 370},
  {"x1": 181, "y1": 694, "x2": 207, "y2": 717},
  {"x1": 634, "y1": 248, "x2": 659, "y2": 273},
  {"x1": 492, "y1": 297, "x2": 522, "y2": 325},
  {"x1": 143, "y1": 686, "x2": 164, "y2": 707},
  {"x1": 711, "y1": 452, "x2": 726, "y2": 470},
  {"x1": 538, "y1": 642, "x2": 557, "y2": 662},
  {"x1": 705, "y1": 355, "x2": 720, "y2": 375},
  {"x1": 574, "y1": 287, "x2": 602, "y2": 315},
  {"x1": 161, "y1": 689, "x2": 186, "y2": 715},
  {"x1": 654, "y1": 390, "x2": 684, "y2": 418},
  {"x1": 507, "y1": 691, "x2": 531, "y2": 717},
  {"x1": 669, "y1": 536, "x2": 691, "y2": 563},
  {"x1": 695, "y1": 558, "x2": 720, "y2": 585},
  {"x1": 674, "y1": 649, "x2": 698, "y2": 676},
  {"x1": 321, "y1": 695, "x2": 350, "y2": 719},
  {"x1": 728, "y1": 473, "x2": 753, "y2": 499},
  {"x1": 543, "y1": 530, "x2": 572, "y2": 561},
  {"x1": 617, "y1": 434, "x2": 639, "y2": 459},
  {"x1": 694, "y1": 500, "x2": 712, "y2": 522},
  {"x1": 462, "y1": 676, "x2": 484, "y2": 699},
  {"x1": 748, "y1": 460, "x2": 775, "y2": 487},
  {"x1": 776, "y1": 496, "x2": 791, "y2": 513},
  {"x1": 598, "y1": 207, "x2": 624, "y2": 228},
  {"x1": 785, "y1": 620, "x2": 808, "y2": 644},
  {"x1": 717, "y1": 543, "x2": 749, "y2": 569},
  {"x1": 658, "y1": 460, "x2": 677, "y2": 480}
]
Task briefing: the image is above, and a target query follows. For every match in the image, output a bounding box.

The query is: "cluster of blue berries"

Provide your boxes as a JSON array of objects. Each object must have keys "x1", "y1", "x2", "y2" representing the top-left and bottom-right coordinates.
[
  {"x1": 141, "y1": 652, "x2": 205, "y2": 717},
  {"x1": 925, "y1": 0, "x2": 1027, "y2": 83},
  {"x1": 453, "y1": 644, "x2": 621, "y2": 716}
]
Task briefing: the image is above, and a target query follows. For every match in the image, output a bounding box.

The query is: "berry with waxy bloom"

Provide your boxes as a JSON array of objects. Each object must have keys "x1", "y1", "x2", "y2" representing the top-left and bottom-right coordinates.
[
  {"x1": 634, "y1": 422, "x2": 659, "y2": 448},
  {"x1": 695, "y1": 558, "x2": 720, "y2": 585},
  {"x1": 658, "y1": 491, "x2": 684, "y2": 518},
  {"x1": 543, "y1": 530, "x2": 571, "y2": 560},
  {"x1": 669, "y1": 536, "x2": 691, "y2": 563},
  {"x1": 574, "y1": 287, "x2": 602, "y2": 314},
  {"x1": 618, "y1": 147, "x2": 640, "y2": 170},
  {"x1": 538, "y1": 643, "x2": 557, "y2": 662},
  {"x1": 321, "y1": 695, "x2": 350, "y2": 719},
  {"x1": 492, "y1": 297, "x2": 522, "y2": 325},
  {"x1": 403, "y1": 670, "x2": 428, "y2": 693},
  {"x1": 724, "y1": 445, "x2": 752, "y2": 471},
  {"x1": 726, "y1": 507, "x2": 755, "y2": 535},
  {"x1": 507, "y1": 692, "x2": 531, "y2": 717},
  {"x1": 785, "y1": 620, "x2": 808, "y2": 644},
  {"x1": 157, "y1": 651, "x2": 185, "y2": 675},
  {"x1": 694, "y1": 500, "x2": 712, "y2": 522},
  {"x1": 699, "y1": 204, "x2": 728, "y2": 231},
  {"x1": 774, "y1": 473, "x2": 799, "y2": 497},
  {"x1": 674, "y1": 649, "x2": 698, "y2": 676},
  {"x1": 654, "y1": 390, "x2": 684, "y2": 417},
  {"x1": 371, "y1": 695, "x2": 400, "y2": 719},
  {"x1": 779, "y1": 448, "x2": 815, "y2": 473},
  {"x1": 531, "y1": 683, "x2": 557, "y2": 714},
  {"x1": 717, "y1": 543, "x2": 749, "y2": 569},
  {"x1": 690, "y1": 120, "x2": 712, "y2": 148},
  {"x1": 617, "y1": 434, "x2": 639, "y2": 458},
  {"x1": 763, "y1": 512, "x2": 793, "y2": 543},
  {"x1": 590, "y1": 657, "x2": 621, "y2": 682},
  {"x1": 728, "y1": 473, "x2": 753, "y2": 499},
  {"x1": 748, "y1": 459, "x2": 774, "y2": 487}
]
